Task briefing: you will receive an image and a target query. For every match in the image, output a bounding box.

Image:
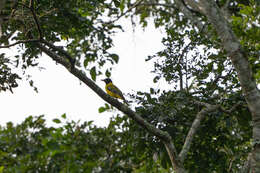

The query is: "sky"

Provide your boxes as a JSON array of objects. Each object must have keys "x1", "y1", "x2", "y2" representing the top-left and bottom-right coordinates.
[{"x1": 0, "y1": 19, "x2": 165, "y2": 127}]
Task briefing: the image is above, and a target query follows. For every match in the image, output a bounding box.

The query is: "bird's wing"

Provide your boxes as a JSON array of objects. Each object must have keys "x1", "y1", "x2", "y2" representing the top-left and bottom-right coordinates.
[{"x1": 107, "y1": 85, "x2": 125, "y2": 100}]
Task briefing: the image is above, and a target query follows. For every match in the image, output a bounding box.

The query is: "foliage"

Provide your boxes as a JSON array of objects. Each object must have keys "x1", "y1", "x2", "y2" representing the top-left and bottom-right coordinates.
[
  {"x1": 0, "y1": 0, "x2": 259, "y2": 172},
  {"x1": 0, "y1": 115, "x2": 171, "y2": 172},
  {"x1": 129, "y1": 0, "x2": 258, "y2": 171},
  {"x1": 0, "y1": 53, "x2": 20, "y2": 92},
  {"x1": 0, "y1": 0, "x2": 123, "y2": 92}
]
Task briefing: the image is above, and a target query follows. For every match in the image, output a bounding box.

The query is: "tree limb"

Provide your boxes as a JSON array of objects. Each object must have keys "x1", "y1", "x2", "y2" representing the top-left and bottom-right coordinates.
[
  {"x1": 36, "y1": 42, "x2": 186, "y2": 172},
  {"x1": 0, "y1": 39, "x2": 40, "y2": 48},
  {"x1": 105, "y1": 0, "x2": 144, "y2": 25},
  {"x1": 174, "y1": 0, "x2": 205, "y2": 31},
  {"x1": 29, "y1": 0, "x2": 42, "y2": 39},
  {"x1": 239, "y1": 153, "x2": 252, "y2": 173},
  {"x1": 220, "y1": 101, "x2": 242, "y2": 115},
  {"x1": 179, "y1": 101, "x2": 219, "y2": 162},
  {"x1": 41, "y1": 39, "x2": 75, "y2": 67},
  {"x1": 198, "y1": 1, "x2": 260, "y2": 171}
]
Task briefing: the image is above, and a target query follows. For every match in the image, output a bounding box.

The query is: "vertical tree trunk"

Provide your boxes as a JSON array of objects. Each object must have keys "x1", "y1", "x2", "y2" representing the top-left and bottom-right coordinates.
[{"x1": 199, "y1": 1, "x2": 260, "y2": 172}]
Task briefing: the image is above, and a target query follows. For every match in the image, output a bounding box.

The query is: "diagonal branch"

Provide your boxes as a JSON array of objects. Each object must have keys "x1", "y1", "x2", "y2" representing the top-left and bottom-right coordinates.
[
  {"x1": 239, "y1": 153, "x2": 252, "y2": 173},
  {"x1": 174, "y1": 0, "x2": 205, "y2": 31},
  {"x1": 36, "y1": 42, "x2": 186, "y2": 172},
  {"x1": 220, "y1": 101, "x2": 242, "y2": 115},
  {"x1": 105, "y1": 0, "x2": 144, "y2": 25},
  {"x1": 197, "y1": 2, "x2": 260, "y2": 170},
  {"x1": 40, "y1": 39, "x2": 75, "y2": 67},
  {"x1": 179, "y1": 101, "x2": 219, "y2": 162},
  {"x1": 18, "y1": 0, "x2": 42, "y2": 39},
  {"x1": 29, "y1": 0, "x2": 42, "y2": 39}
]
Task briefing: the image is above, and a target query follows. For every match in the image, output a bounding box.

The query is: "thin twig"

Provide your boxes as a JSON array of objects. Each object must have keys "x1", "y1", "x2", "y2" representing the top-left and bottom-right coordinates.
[
  {"x1": 0, "y1": 39, "x2": 40, "y2": 48},
  {"x1": 138, "y1": 2, "x2": 178, "y2": 9},
  {"x1": 193, "y1": 100, "x2": 212, "y2": 107},
  {"x1": 17, "y1": 1, "x2": 42, "y2": 39},
  {"x1": 29, "y1": 0, "x2": 42, "y2": 39},
  {"x1": 105, "y1": 0, "x2": 144, "y2": 25},
  {"x1": 220, "y1": 101, "x2": 242, "y2": 115}
]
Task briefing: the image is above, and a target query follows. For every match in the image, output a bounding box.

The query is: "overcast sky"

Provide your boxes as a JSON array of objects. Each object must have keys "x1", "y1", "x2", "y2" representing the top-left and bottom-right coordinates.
[{"x1": 0, "y1": 20, "x2": 165, "y2": 127}]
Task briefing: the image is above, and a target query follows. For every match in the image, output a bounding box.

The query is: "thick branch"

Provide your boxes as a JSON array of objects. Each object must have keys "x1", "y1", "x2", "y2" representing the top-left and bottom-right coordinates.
[
  {"x1": 174, "y1": 0, "x2": 205, "y2": 31},
  {"x1": 36, "y1": 43, "x2": 186, "y2": 172},
  {"x1": 179, "y1": 101, "x2": 219, "y2": 162},
  {"x1": 41, "y1": 39, "x2": 75, "y2": 66},
  {"x1": 239, "y1": 153, "x2": 252, "y2": 173},
  {"x1": 164, "y1": 142, "x2": 186, "y2": 173},
  {"x1": 198, "y1": 0, "x2": 260, "y2": 171},
  {"x1": 0, "y1": 0, "x2": 6, "y2": 38},
  {"x1": 37, "y1": 44, "x2": 165, "y2": 138}
]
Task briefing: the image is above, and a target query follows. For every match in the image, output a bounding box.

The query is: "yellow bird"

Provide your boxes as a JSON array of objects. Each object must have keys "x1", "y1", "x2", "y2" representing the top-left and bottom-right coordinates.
[{"x1": 102, "y1": 78, "x2": 128, "y2": 105}]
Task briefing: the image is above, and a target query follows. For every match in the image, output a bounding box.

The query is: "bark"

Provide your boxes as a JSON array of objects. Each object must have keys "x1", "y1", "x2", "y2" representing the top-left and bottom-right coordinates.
[
  {"x1": 164, "y1": 141, "x2": 186, "y2": 173},
  {"x1": 240, "y1": 153, "x2": 252, "y2": 173},
  {"x1": 196, "y1": 0, "x2": 260, "y2": 172},
  {"x1": 36, "y1": 41, "x2": 187, "y2": 173},
  {"x1": 0, "y1": 0, "x2": 6, "y2": 38},
  {"x1": 179, "y1": 103, "x2": 219, "y2": 162}
]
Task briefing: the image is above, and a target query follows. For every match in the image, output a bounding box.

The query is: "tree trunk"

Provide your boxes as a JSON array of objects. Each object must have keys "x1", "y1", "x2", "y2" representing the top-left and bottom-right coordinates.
[{"x1": 199, "y1": 1, "x2": 260, "y2": 172}]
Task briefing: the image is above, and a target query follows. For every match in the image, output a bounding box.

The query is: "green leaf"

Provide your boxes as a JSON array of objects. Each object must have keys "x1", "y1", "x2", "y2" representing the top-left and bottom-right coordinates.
[
  {"x1": 153, "y1": 76, "x2": 160, "y2": 83},
  {"x1": 46, "y1": 140, "x2": 60, "y2": 150},
  {"x1": 137, "y1": 91, "x2": 144, "y2": 95},
  {"x1": 83, "y1": 59, "x2": 89, "y2": 68},
  {"x1": 110, "y1": 54, "x2": 119, "y2": 63},
  {"x1": 105, "y1": 69, "x2": 111, "y2": 78},
  {"x1": 98, "y1": 107, "x2": 106, "y2": 113},
  {"x1": 53, "y1": 118, "x2": 61, "y2": 124},
  {"x1": 150, "y1": 88, "x2": 155, "y2": 94},
  {"x1": 0, "y1": 166, "x2": 4, "y2": 173},
  {"x1": 113, "y1": 0, "x2": 120, "y2": 7},
  {"x1": 61, "y1": 113, "x2": 66, "y2": 119},
  {"x1": 119, "y1": 0, "x2": 125, "y2": 12},
  {"x1": 90, "y1": 66, "x2": 97, "y2": 81},
  {"x1": 98, "y1": 103, "x2": 110, "y2": 113}
]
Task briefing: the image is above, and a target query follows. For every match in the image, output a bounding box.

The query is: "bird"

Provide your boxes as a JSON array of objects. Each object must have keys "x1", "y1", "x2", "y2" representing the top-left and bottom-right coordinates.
[{"x1": 101, "y1": 78, "x2": 128, "y2": 105}]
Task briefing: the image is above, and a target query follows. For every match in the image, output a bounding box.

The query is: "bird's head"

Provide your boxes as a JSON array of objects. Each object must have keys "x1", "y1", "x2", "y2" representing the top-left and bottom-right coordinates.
[{"x1": 102, "y1": 78, "x2": 112, "y2": 84}]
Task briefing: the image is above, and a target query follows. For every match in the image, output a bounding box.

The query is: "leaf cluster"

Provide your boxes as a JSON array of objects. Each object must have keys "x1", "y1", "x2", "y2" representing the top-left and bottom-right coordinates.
[{"x1": 0, "y1": 114, "x2": 170, "y2": 173}]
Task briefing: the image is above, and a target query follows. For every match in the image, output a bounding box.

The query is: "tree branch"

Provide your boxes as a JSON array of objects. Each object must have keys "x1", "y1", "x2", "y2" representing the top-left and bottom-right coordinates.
[
  {"x1": 182, "y1": 0, "x2": 202, "y2": 15},
  {"x1": 191, "y1": 1, "x2": 260, "y2": 171},
  {"x1": 179, "y1": 101, "x2": 219, "y2": 162},
  {"x1": 36, "y1": 42, "x2": 186, "y2": 172},
  {"x1": 220, "y1": 101, "x2": 242, "y2": 115},
  {"x1": 105, "y1": 0, "x2": 144, "y2": 25},
  {"x1": 174, "y1": 0, "x2": 206, "y2": 31},
  {"x1": 29, "y1": 0, "x2": 42, "y2": 39},
  {"x1": 0, "y1": 39, "x2": 40, "y2": 48},
  {"x1": 138, "y1": 2, "x2": 178, "y2": 9},
  {"x1": 164, "y1": 142, "x2": 186, "y2": 172},
  {"x1": 40, "y1": 39, "x2": 75, "y2": 68},
  {"x1": 239, "y1": 153, "x2": 252, "y2": 173}
]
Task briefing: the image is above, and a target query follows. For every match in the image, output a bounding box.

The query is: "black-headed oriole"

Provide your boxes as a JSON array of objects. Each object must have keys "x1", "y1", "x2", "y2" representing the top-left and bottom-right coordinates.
[{"x1": 102, "y1": 78, "x2": 128, "y2": 105}]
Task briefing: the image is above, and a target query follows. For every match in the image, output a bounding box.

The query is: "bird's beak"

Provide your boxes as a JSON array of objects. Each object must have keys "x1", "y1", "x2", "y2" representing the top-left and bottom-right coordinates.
[{"x1": 101, "y1": 79, "x2": 105, "y2": 82}]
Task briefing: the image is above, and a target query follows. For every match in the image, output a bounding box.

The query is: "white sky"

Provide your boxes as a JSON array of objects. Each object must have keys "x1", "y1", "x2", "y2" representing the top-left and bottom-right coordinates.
[{"x1": 0, "y1": 20, "x2": 165, "y2": 127}]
